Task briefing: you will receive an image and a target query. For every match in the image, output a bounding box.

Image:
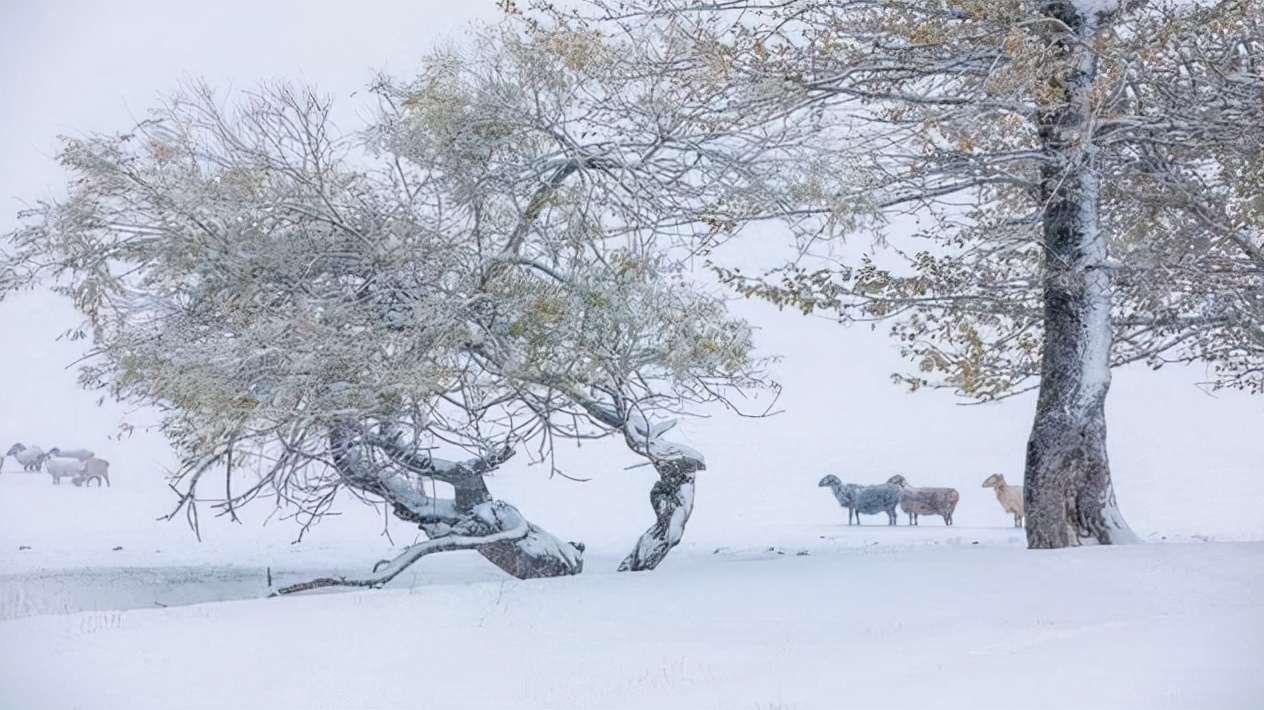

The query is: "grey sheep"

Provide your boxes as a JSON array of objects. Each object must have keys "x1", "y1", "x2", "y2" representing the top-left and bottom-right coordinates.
[
  {"x1": 818, "y1": 475, "x2": 901, "y2": 525},
  {"x1": 6, "y1": 443, "x2": 48, "y2": 472},
  {"x1": 72, "y1": 458, "x2": 111, "y2": 487},
  {"x1": 888, "y1": 475, "x2": 960, "y2": 525},
  {"x1": 818, "y1": 475, "x2": 863, "y2": 524}
]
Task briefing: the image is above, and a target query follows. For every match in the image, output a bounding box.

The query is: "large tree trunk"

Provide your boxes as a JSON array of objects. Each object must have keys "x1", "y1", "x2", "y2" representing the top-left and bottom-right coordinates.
[{"x1": 1026, "y1": 3, "x2": 1140, "y2": 548}]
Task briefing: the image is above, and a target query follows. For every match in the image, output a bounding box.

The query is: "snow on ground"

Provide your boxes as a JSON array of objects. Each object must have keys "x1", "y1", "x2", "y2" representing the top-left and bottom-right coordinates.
[
  {"x1": 3, "y1": 463, "x2": 1264, "y2": 709},
  {"x1": 3, "y1": 3, "x2": 1263, "y2": 708},
  {"x1": 2, "y1": 507, "x2": 1261, "y2": 710}
]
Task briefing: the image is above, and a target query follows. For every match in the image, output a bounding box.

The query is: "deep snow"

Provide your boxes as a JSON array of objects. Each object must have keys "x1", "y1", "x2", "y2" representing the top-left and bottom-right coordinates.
[
  {"x1": 2, "y1": 494, "x2": 1262, "y2": 709},
  {"x1": 3, "y1": 463, "x2": 1263, "y2": 709},
  {"x1": 3, "y1": 2, "x2": 1263, "y2": 708}
]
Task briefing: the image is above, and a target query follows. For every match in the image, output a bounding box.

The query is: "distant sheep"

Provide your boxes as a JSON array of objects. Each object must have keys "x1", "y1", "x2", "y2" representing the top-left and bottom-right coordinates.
[
  {"x1": 72, "y1": 458, "x2": 110, "y2": 487},
  {"x1": 49, "y1": 447, "x2": 94, "y2": 461},
  {"x1": 818, "y1": 475, "x2": 863, "y2": 524},
  {"x1": 44, "y1": 456, "x2": 86, "y2": 485},
  {"x1": 818, "y1": 475, "x2": 900, "y2": 525},
  {"x1": 982, "y1": 473, "x2": 1024, "y2": 527},
  {"x1": 6, "y1": 443, "x2": 48, "y2": 472},
  {"x1": 888, "y1": 475, "x2": 960, "y2": 525}
]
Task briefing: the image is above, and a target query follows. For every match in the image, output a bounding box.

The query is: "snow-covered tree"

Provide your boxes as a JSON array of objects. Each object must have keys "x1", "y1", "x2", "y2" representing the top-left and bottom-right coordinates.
[
  {"x1": 0, "y1": 17, "x2": 797, "y2": 580},
  {"x1": 550, "y1": 1, "x2": 1264, "y2": 547}
]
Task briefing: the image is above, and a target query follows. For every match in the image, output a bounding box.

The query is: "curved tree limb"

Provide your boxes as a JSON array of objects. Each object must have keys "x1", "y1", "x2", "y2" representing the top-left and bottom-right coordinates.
[
  {"x1": 328, "y1": 423, "x2": 584, "y2": 580},
  {"x1": 619, "y1": 455, "x2": 704, "y2": 572},
  {"x1": 273, "y1": 501, "x2": 532, "y2": 595}
]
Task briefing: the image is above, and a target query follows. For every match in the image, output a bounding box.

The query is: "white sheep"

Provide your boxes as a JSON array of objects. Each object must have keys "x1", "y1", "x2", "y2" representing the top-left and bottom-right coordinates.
[
  {"x1": 982, "y1": 473, "x2": 1024, "y2": 527},
  {"x1": 6, "y1": 443, "x2": 48, "y2": 472},
  {"x1": 44, "y1": 455, "x2": 86, "y2": 485},
  {"x1": 72, "y1": 458, "x2": 111, "y2": 487},
  {"x1": 49, "y1": 447, "x2": 95, "y2": 461}
]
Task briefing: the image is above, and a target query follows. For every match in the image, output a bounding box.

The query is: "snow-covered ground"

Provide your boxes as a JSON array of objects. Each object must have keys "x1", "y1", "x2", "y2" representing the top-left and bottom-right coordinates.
[
  {"x1": 2, "y1": 466, "x2": 1262, "y2": 710},
  {"x1": 3, "y1": 385, "x2": 1263, "y2": 710},
  {"x1": 3, "y1": 2, "x2": 1263, "y2": 708}
]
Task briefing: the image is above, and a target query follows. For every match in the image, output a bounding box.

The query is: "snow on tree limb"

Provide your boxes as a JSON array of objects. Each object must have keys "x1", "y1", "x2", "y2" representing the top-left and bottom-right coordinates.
[{"x1": 273, "y1": 500, "x2": 534, "y2": 595}]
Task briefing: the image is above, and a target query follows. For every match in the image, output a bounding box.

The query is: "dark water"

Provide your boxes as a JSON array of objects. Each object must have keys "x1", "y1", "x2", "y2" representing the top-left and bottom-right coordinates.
[{"x1": 0, "y1": 565, "x2": 343, "y2": 620}]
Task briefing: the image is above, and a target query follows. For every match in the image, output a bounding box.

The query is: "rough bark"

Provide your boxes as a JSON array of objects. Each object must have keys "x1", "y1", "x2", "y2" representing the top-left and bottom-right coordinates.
[
  {"x1": 329, "y1": 424, "x2": 584, "y2": 580},
  {"x1": 618, "y1": 455, "x2": 703, "y2": 572},
  {"x1": 1025, "y1": 3, "x2": 1140, "y2": 548},
  {"x1": 564, "y1": 392, "x2": 706, "y2": 572}
]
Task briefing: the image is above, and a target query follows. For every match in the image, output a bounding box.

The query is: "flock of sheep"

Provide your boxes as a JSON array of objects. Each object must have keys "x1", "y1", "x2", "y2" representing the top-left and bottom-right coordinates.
[
  {"x1": 7, "y1": 438, "x2": 1031, "y2": 526},
  {"x1": 818, "y1": 473, "x2": 1024, "y2": 527},
  {"x1": 3, "y1": 443, "x2": 111, "y2": 487}
]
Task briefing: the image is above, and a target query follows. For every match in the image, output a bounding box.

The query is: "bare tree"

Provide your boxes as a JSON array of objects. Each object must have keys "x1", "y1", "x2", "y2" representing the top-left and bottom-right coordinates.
[{"x1": 546, "y1": 1, "x2": 1263, "y2": 547}]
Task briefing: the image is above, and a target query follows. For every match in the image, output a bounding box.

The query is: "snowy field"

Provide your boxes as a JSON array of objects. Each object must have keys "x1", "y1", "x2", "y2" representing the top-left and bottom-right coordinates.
[
  {"x1": 3, "y1": 2, "x2": 1264, "y2": 709},
  {"x1": 2, "y1": 469, "x2": 1263, "y2": 710}
]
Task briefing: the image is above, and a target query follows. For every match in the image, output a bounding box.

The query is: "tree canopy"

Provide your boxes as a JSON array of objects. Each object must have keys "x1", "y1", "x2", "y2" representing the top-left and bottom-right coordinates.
[
  {"x1": 538, "y1": 0, "x2": 1262, "y2": 547},
  {"x1": 0, "y1": 17, "x2": 806, "y2": 576}
]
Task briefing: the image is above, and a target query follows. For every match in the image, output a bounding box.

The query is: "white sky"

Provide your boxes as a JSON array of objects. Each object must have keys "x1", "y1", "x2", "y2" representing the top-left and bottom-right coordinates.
[{"x1": 0, "y1": 0, "x2": 1260, "y2": 538}]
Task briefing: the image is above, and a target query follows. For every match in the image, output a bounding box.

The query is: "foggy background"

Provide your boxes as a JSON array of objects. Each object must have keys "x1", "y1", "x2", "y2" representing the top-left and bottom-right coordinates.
[{"x1": 2, "y1": 0, "x2": 1260, "y2": 552}]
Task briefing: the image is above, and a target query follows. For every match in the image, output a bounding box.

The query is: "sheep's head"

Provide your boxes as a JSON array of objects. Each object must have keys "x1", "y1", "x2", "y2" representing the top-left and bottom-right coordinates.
[
  {"x1": 982, "y1": 473, "x2": 1005, "y2": 488},
  {"x1": 6, "y1": 443, "x2": 25, "y2": 456},
  {"x1": 886, "y1": 475, "x2": 908, "y2": 488},
  {"x1": 818, "y1": 474, "x2": 841, "y2": 488},
  {"x1": 48, "y1": 447, "x2": 61, "y2": 456}
]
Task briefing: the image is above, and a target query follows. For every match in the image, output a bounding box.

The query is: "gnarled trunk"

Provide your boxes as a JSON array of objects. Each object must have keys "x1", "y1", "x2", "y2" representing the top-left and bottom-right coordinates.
[
  {"x1": 619, "y1": 455, "x2": 703, "y2": 572},
  {"x1": 565, "y1": 394, "x2": 706, "y2": 572},
  {"x1": 329, "y1": 424, "x2": 583, "y2": 581},
  {"x1": 1026, "y1": 3, "x2": 1139, "y2": 548}
]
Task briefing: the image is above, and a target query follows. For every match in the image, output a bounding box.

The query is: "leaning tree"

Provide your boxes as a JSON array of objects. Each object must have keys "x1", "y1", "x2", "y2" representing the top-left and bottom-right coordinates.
[
  {"x1": 548, "y1": 0, "x2": 1264, "y2": 548},
  {"x1": 0, "y1": 16, "x2": 809, "y2": 583}
]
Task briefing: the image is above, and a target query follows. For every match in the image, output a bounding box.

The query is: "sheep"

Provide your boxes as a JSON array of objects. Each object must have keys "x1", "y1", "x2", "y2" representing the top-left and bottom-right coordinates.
[
  {"x1": 6, "y1": 443, "x2": 48, "y2": 472},
  {"x1": 818, "y1": 474, "x2": 901, "y2": 525},
  {"x1": 818, "y1": 475, "x2": 863, "y2": 524},
  {"x1": 887, "y1": 475, "x2": 960, "y2": 525},
  {"x1": 982, "y1": 473, "x2": 1024, "y2": 527},
  {"x1": 44, "y1": 455, "x2": 86, "y2": 485},
  {"x1": 48, "y1": 447, "x2": 94, "y2": 461},
  {"x1": 72, "y1": 458, "x2": 110, "y2": 487}
]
